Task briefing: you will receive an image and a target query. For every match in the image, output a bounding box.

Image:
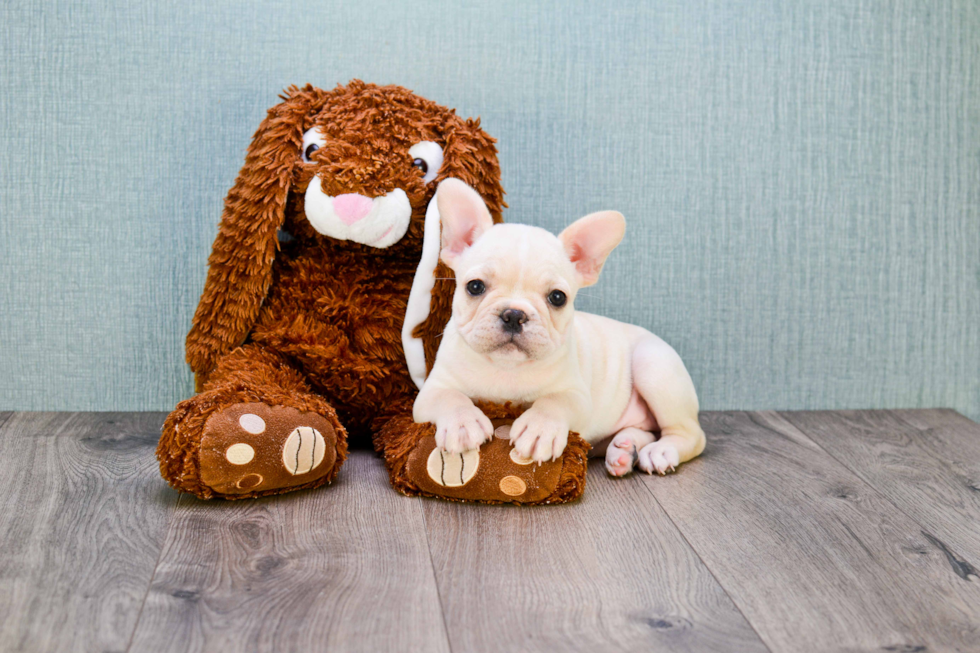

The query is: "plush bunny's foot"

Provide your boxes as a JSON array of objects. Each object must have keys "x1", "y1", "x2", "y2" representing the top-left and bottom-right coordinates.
[
  {"x1": 379, "y1": 406, "x2": 589, "y2": 505},
  {"x1": 197, "y1": 403, "x2": 340, "y2": 496},
  {"x1": 159, "y1": 393, "x2": 347, "y2": 500},
  {"x1": 404, "y1": 422, "x2": 567, "y2": 502}
]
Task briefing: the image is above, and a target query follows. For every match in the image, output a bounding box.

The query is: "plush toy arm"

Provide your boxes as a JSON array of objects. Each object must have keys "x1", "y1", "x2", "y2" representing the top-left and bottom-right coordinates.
[{"x1": 402, "y1": 192, "x2": 446, "y2": 388}]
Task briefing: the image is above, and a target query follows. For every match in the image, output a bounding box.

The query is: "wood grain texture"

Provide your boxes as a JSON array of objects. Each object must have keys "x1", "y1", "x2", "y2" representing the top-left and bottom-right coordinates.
[
  {"x1": 7, "y1": 410, "x2": 980, "y2": 652},
  {"x1": 783, "y1": 409, "x2": 980, "y2": 567},
  {"x1": 0, "y1": 412, "x2": 176, "y2": 653},
  {"x1": 420, "y1": 460, "x2": 769, "y2": 653},
  {"x1": 129, "y1": 451, "x2": 450, "y2": 653},
  {"x1": 642, "y1": 411, "x2": 980, "y2": 653}
]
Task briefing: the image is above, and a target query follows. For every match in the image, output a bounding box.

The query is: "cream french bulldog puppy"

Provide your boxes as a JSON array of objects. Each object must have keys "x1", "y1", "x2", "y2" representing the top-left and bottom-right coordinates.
[{"x1": 413, "y1": 178, "x2": 706, "y2": 476}]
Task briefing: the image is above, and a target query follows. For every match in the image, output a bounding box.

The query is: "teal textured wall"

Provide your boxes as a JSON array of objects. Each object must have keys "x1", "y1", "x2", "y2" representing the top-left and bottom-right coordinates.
[{"x1": 1, "y1": 0, "x2": 977, "y2": 418}]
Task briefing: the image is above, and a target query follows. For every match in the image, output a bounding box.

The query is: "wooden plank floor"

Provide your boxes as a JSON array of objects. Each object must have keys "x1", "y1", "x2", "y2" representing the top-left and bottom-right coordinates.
[{"x1": 1, "y1": 410, "x2": 979, "y2": 652}]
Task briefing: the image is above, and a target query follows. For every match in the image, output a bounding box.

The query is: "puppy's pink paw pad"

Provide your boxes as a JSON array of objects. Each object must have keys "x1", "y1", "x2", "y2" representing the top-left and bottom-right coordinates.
[
  {"x1": 604, "y1": 435, "x2": 637, "y2": 477},
  {"x1": 638, "y1": 441, "x2": 680, "y2": 475}
]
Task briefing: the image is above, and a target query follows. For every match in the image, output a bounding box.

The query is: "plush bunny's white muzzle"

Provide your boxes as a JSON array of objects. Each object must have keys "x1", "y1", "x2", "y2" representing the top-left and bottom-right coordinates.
[{"x1": 304, "y1": 174, "x2": 412, "y2": 248}]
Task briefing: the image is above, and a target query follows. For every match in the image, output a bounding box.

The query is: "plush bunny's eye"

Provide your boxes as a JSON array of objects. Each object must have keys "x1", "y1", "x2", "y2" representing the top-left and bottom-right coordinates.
[
  {"x1": 301, "y1": 127, "x2": 326, "y2": 163},
  {"x1": 408, "y1": 141, "x2": 444, "y2": 184}
]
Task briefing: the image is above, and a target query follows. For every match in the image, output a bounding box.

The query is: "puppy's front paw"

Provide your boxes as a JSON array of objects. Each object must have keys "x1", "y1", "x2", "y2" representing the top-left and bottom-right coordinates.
[
  {"x1": 435, "y1": 405, "x2": 493, "y2": 454},
  {"x1": 638, "y1": 441, "x2": 680, "y2": 475},
  {"x1": 510, "y1": 410, "x2": 569, "y2": 462}
]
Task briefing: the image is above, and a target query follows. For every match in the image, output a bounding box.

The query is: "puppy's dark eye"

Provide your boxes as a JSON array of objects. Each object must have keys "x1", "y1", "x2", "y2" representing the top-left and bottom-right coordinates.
[
  {"x1": 304, "y1": 143, "x2": 320, "y2": 162},
  {"x1": 548, "y1": 290, "x2": 567, "y2": 307},
  {"x1": 412, "y1": 158, "x2": 428, "y2": 174},
  {"x1": 466, "y1": 279, "x2": 486, "y2": 296}
]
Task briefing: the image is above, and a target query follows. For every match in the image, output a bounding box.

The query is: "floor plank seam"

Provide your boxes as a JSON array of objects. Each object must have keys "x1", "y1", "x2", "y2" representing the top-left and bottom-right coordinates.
[
  {"x1": 415, "y1": 497, "x2": 456, "y2": 653},
  {"x1": 0, "y1": 412, "x2": 15, "y2": 433},
  {"x1": 124, "y1": 491, "x2": 182, "y2": 653},
  {"x1": 632, "y1": 471, "x2": 775, "y2": 653},
  {"x1": 766, "y1": 412, "x2": 980, "y2": 580}
]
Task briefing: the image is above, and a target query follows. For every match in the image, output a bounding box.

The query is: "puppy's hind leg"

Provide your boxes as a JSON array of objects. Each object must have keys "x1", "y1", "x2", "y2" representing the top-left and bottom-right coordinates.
[
  {"x1": 631, "y1": 337, "x2": 706, "y2": 475},
  {"x1": 604, "y1": 427, "x2": 656, "y2": 477}
]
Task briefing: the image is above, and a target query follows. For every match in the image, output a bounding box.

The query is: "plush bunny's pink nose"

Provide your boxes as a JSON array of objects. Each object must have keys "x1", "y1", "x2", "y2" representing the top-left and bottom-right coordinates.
[{"x1": 333, "y1": 194, "x2": 374, "y2": 225}]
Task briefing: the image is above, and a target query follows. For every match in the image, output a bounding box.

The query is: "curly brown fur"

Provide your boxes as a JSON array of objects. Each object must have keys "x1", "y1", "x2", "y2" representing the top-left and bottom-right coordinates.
[{"x1": 413, "y1": 260, "x2": 459, "y2": 378}]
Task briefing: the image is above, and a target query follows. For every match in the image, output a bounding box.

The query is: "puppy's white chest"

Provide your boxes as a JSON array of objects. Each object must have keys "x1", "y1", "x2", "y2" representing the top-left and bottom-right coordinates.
[{"x1": 462, "y1": 357, "x2": 582, "y2": 407}]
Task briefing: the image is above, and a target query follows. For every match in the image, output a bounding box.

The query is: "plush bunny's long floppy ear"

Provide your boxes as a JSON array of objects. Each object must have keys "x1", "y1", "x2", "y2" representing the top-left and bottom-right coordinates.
[{"x1": 186, "y1": 85, "x2": 329, "y2": 387}]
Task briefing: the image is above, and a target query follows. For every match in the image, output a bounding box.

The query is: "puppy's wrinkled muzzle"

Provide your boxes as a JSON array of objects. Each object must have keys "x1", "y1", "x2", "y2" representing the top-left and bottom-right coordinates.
[{"x1": 500, "y1": 308, "x2": 528, "y2": 334}]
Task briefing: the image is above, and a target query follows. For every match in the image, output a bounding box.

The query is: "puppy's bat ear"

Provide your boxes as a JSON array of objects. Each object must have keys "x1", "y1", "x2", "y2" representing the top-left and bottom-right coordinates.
[
  {"x1": 558, "y1": 211, "x2": 626, "y2": 287},
  {"x1": 185, "y1": 84, "x2": 330, "y2": 385},
  {"x1": 436, "y1": 178, "x2": 495, "y2": 269}
]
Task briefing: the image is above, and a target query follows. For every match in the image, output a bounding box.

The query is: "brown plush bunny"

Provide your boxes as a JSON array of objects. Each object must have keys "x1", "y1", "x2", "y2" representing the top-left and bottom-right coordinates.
[{"x1": 157, "y1": 81, "x2": 588, "y2": 503}]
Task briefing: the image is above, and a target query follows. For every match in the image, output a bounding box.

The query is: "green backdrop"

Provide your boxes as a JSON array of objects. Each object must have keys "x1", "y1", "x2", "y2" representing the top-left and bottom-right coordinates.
[{"x1": 1, "y1": 0, "x2": 977, "y2": 419}]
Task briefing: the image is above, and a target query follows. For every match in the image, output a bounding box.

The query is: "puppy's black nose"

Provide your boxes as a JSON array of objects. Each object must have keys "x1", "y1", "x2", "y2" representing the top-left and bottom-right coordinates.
[{"x1": 500, "y1": 308, "x2": 528, "y2": 334}]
